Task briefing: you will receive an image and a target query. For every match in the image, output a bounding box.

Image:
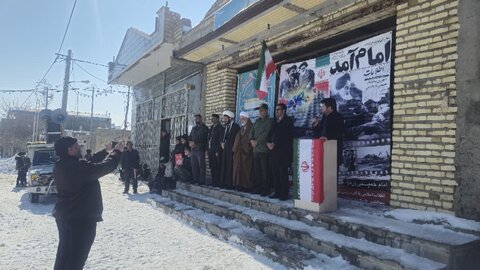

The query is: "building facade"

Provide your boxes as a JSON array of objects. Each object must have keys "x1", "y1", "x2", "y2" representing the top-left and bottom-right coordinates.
[{"x1": 110, "y1": 0, "x2": 480, "y2": 221}]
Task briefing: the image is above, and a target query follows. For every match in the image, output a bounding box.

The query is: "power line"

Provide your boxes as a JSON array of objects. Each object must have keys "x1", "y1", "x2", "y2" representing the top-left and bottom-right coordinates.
[
  {"x1": 21, "y1": 0, "x2": 78, "y2": 107},
  {"x1": 72, "y1": 58, "x2": 108, "y2": 67},
  {"x1": 57, "y1": 0, "x2": 78, "y2": 54},
  {"x1": 0, "y1": 89, "x2": 35, "y2": 93},
  {"x1": 74, "y1": 61, "x2": 107, "y2": 83}
]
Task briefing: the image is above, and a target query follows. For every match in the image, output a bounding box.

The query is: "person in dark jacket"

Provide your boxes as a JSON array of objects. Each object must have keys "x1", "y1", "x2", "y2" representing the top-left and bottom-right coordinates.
[
  {"x1": 121, "y1": 141, "x2": 140, "y2": 194},
  {"x1": 189, "y1": 114, "x2": 209, "y2": 184},
  {"x1": 15, "y1": 152, "x2": 30, "y2": 187},
  {"x1": 208, "y1": 113, "x2": 224, "y2": 186},
  {"x1": 268, "y1": 103, "x2": 294, "y2": 200},
  {"x1": 312, "y1": 97, "x2": 345, "y2": 166},
  {"x1": 220, "y1": 110, "x2": 240, "y2": 189},
  {"x1": 52, "y1": 137, "x2": 123, "y2": 270}
]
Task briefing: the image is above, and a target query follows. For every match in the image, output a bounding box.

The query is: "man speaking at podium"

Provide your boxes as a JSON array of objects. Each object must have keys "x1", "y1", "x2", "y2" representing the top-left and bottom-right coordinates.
[{"x1": 312, "y1": 98, "x2": 345, "y2": 166}]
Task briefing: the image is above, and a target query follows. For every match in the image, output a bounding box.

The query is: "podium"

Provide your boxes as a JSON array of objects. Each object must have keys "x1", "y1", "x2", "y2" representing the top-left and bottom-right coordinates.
[{"x1": 292, "y1": 138, "x2": 337, "y2": 212}]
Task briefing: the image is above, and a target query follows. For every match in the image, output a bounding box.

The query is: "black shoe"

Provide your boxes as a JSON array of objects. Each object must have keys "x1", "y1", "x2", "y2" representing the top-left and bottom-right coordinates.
[
  {"x1": 269, "y1": 193, "x2": 280, "y2": 199},
  {"x1": 123, "y1": 191, "x2": 128, "y2": 194},
  {"x1": 279, "y1": 197, "x2": 289, "y2": 201},
  {"x1": 133, "y1": 191, "x2": 138, "y2": 194}
]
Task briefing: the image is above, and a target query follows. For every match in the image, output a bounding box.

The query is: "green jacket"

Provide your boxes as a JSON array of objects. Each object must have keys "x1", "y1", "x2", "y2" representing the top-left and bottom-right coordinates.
[{"x1": 249, "y1": 117, "x2": 275, "y2": 153}]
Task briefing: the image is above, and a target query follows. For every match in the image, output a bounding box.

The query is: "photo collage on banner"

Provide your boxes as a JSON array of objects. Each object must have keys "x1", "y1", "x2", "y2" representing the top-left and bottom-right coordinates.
[
  {"x1": 279, "y1": 31, "x2": 393, "y2": 204},
  {"x1": 330, "y1": 32, "x2": 392, "y2": 204},
  {"x1": 278, "y1": 59, "x2": 326, "y2": 133},
  {"x1": 236, "y1": 70, "x2": 275, "y2": 123}
]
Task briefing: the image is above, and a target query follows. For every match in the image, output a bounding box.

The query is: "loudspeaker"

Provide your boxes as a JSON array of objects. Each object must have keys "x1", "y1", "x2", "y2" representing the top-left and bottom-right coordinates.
[
  {"x1": 51, "y1": 108, "x2": 68, "y2": 124},
  {"x1": 39, "y1": 109, "x2": 52, "y2": 122}
]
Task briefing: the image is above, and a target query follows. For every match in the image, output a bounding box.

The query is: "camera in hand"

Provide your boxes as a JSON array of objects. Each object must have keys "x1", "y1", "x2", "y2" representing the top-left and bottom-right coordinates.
[{"x1": 112, "y1": 141, "x2": 118, "y2": 148}]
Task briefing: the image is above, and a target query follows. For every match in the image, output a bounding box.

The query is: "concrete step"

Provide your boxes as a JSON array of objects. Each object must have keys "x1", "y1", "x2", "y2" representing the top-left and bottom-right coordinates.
[
  {"x1": 161, "y1": 188, "x2": 446, "y2": 270},
  {"x1": 175, "y1": 182, "x2": 480, "y2": 269},
  {"x1": 148, "y1": 195, "x2": 358, "y2": 270}
]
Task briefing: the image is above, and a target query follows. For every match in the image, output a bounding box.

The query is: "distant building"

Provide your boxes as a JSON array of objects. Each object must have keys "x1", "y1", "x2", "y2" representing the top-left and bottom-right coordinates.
[{"x1": 0, "y1": 109, "x2": 113, "y2": 157}]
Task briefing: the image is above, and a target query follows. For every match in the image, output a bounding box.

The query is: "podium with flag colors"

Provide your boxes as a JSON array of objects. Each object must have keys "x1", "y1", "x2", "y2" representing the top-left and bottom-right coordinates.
[{"x1": 292, "y1": 138, "x2": 337, "y2": 212}]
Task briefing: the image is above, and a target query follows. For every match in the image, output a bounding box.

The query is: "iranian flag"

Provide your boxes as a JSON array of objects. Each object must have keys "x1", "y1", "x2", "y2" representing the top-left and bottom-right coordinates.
[
  {"x1": 255, "y1": 41, "x2": 276, "y2": 100},
  {"x1": 292, "y1": 139, "x2": 325, "y2": 203}
]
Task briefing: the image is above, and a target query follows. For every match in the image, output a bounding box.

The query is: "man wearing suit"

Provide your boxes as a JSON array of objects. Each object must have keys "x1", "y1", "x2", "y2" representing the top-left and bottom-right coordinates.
[
  {"x1": 219, "y1": 110, "x2": 240, "y2": 188},
  {"x1": 312, "y1": 98, "x2": 345, "y2": 166},
  {"x1": 208, "y1": 114, "x2": 224, "y2": 186},
  {"x1": 268, "y1": 103, "x2": 294, "y2": 200}
]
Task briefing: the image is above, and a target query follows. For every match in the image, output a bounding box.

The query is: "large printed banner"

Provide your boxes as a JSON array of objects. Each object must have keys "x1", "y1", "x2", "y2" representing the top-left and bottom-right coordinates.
[
  {"x1": 280, "y1": 32, "x2": 392, "y2": 204},
  {"x1": 236, "y1": 70, "x2": 275, "y2": 123}
]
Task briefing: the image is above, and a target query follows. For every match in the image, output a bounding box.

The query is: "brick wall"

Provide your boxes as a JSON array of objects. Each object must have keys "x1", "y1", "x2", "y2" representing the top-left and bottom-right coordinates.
[
  {"x1": 205, "y1": 64, "x2": 237, "y2": 118},
  {"x1": 391, "y1": 0, "x2": 459, "y2": 213}
]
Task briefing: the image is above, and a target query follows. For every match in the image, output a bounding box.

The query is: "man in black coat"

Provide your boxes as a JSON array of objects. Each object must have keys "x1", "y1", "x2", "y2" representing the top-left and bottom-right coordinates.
[
  {"x1": 312, "y1": 97, "x2": 345, "y2": 166},
  {"x1": 52, "y1": 137, "x2": 123, "y2": 270},
  {"x1": 207, "y1": 114, "x2": 224, "y2": 186},
  {"x1": 121, "y1": 141, "x2": 140, "y2": 194},
  {"x1": 268, "y1": 103, "x2": 294, "y2": 200},
  {"x1": 220, "y1": 110, "x2": 240, "y2": 188},
  {"x1": 189, "y1": 114, "x2": 209, "y2": 184},
  {"x1": 15, "y1": 152, "x2": 30, "y2": 187}
]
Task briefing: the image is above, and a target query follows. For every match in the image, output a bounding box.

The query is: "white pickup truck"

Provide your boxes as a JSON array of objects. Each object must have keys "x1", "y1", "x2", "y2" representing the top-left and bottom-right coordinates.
[{"x1": 24, "y1": 142, "x2": 58, "y2": 203}]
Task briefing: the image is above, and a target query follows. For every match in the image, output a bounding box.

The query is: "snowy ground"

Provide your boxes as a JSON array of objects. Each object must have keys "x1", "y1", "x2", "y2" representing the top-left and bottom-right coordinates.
[{"x1": 0, "y1": 172, "x2": 285, "y2": 270}]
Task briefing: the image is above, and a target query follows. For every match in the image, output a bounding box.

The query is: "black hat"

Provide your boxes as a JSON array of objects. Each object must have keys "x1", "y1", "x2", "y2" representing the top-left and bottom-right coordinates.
[
  {"x1": 54, "y1": 137, "x2": 77, "y2": 157},
  {"x1": 256, "y1": 103, "x2": 268, "y2": 110},
  {"x1": 18, "y1": 152, "x2": 26, "y2": 156},
  {"x1": 181, "y1": 134, "x2": 189, "y2": 140},
  {"x1": 335, "y1": 73, "x2": 351, "y2": 90},
  {"x1": 286, "y1": 65, "x2": 297, "y2": 73},
  {"x1": 211, "y1": 113, "x2": 220, "y2": 118},
  {"x1": 194, "y1": 114, "x2": 202, "y2": 118}
]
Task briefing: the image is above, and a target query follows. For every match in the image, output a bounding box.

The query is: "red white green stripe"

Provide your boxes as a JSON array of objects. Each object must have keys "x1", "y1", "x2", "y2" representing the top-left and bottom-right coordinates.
[
  {"x1": 255, "y1": 41, "x2": 276, "y2": 100},
  {"x1": 293, "y1": 139, "x2": 324, "y2": 203}
]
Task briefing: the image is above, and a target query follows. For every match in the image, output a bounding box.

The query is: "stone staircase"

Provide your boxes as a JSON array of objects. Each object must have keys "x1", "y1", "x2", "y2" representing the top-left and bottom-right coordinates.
[{"x1": 148, "y1": 182, "x2": 480, "y2": 269}]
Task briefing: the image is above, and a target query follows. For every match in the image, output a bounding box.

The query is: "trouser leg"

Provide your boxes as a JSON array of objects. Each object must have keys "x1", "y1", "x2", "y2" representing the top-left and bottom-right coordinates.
[
  {"x1": 198, "y1": 151, "x2": 206, "y2": 184},
  {"x1": 190, "y1": 151, "x2": 200, "y2": 183},
  {"x1": 54, "y1": 219, "x2": 97, "y2": 270},
  {"x1": 124, "y1": 169, "x2": 133, "y2": 192}
]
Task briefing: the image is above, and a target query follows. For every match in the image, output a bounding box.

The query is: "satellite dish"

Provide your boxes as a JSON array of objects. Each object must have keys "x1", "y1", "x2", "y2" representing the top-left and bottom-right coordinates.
[
  {"x1": 51, "y1": 108, "x2": 68, "y2": 124},
  {"x1": 39, "y1": 109, "x2": 52, "y2": 122}
]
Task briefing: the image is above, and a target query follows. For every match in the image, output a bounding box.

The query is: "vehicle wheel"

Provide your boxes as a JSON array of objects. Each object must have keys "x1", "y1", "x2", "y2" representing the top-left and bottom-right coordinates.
[{"x1": 30, "y1": 193, "x2": 40, "y2": 203}]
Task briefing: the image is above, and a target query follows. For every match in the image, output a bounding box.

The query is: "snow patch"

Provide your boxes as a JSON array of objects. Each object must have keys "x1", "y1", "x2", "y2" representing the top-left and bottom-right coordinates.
[
  {"x1": 385, "y1": 208, "x2": 480, "y2": 233},
  {"x1": 305, "y1": 214, "x2": 314, "y2": 221}
]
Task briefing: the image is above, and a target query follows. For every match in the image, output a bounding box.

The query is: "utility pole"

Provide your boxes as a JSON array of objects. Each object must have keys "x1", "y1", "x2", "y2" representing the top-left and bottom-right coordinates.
[
  {"x1": 44, "y1": 86, "x2": 49, "y2": 109},
  {"x1": 90, "y1": 85, "x2": 95, "y2": 133},
  {"x1": 123, "y1": 86, "x2": 130, "y2": 140},
  {"x1": 61, "y1": 49, "x2": 72, "y2": 111}
]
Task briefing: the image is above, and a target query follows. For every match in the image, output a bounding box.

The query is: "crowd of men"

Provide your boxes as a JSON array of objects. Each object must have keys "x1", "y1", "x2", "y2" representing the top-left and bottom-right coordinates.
[{"x1": 154, "y1": 97, "x2": 344, "y2": 201}]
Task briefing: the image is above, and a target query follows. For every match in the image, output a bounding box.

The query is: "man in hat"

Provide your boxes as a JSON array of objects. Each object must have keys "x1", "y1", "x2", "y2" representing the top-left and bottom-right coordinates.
[
  {"x1": 298, "y1": 61, "x2": 315, "y2": 89},
  {"x1": 250, "y1": 103, "x2": 275, "y2": 196},
  {"x1": 279, "y1": 64, "x2": 299, "y2": 96},
  {"x1": 219, "y1": 110, "x2": 240, "y2": 188},
  {"x1": 52, "y1": 137, "x2": 124, "y2": 270},
  {"x1": 232, "y1": 111, "x2": 254, "y2": 191},
  {"x1": 208, "y1": 113, "x2": 224, "y2": 186},
  {"x1": 188, "y1": 114, "x2": 209, "y2": 184}
]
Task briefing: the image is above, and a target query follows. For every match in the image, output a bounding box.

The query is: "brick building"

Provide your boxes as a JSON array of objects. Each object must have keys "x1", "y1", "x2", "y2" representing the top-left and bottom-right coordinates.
[{"x1": 110, "y1": 0, "x2": 480, "y2": 221}]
